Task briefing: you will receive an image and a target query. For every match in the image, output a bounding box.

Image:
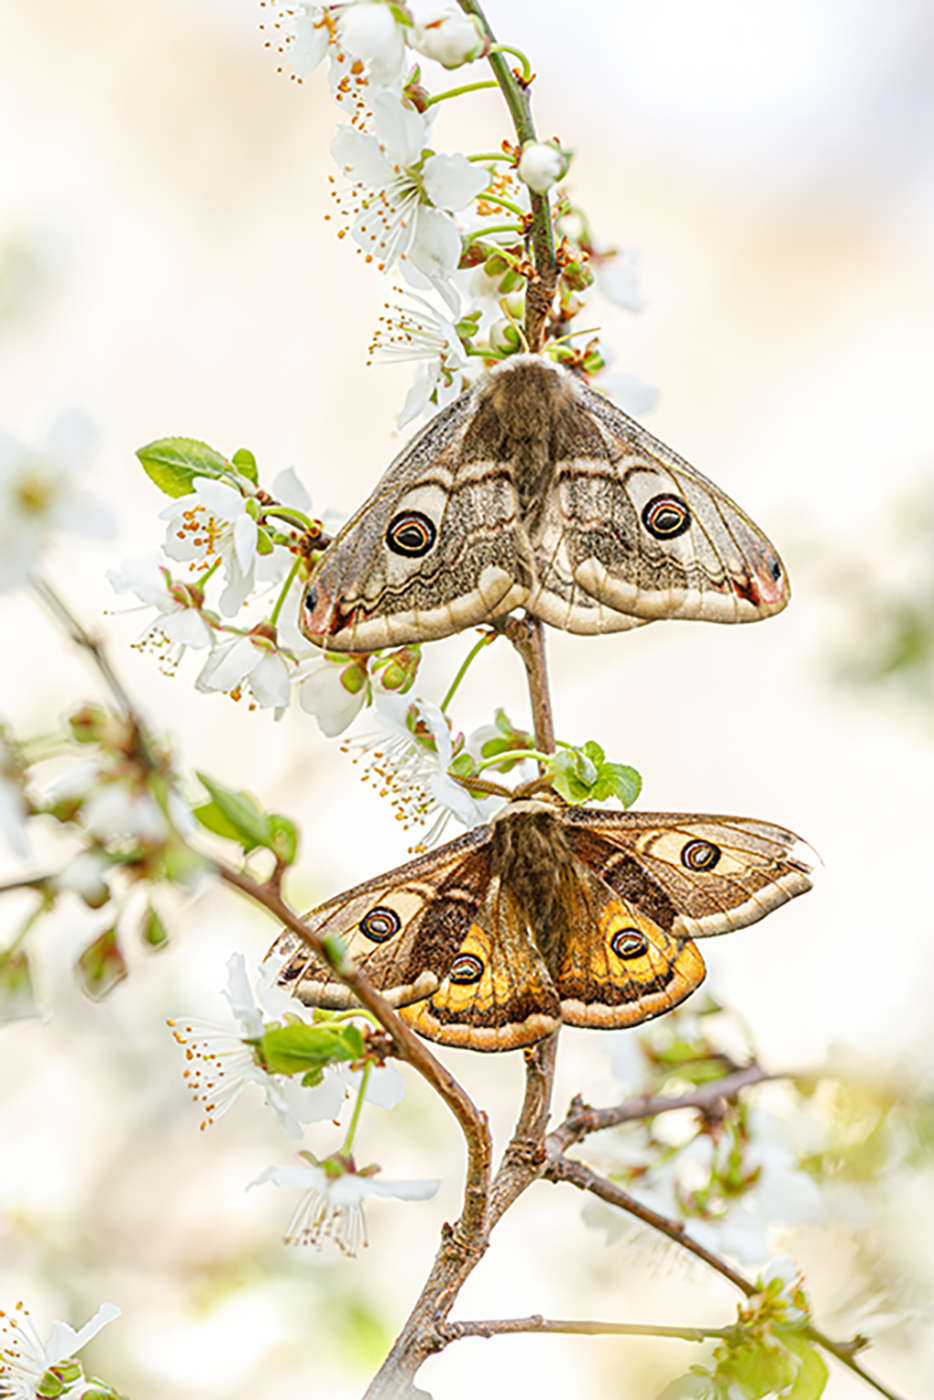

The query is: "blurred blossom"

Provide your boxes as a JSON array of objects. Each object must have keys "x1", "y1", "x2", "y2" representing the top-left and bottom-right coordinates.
[
  {"x1": 107, "y1": 557, "x2": 215, "y2": 665},
  {"x1": 0, "y1": 411, "x2": 111, "y2": 592},
  {"x1": 408, "y1": 9, "x2": 488, "y2": 68},
  {"x1": 593, "y1": 248, "x2": 647, "y2": 312},
  {"x1": 52, "y1": 850, "x2": 112, "y2": 907},
  {"x1": 169, "y1": 952, "x2": 348, "y2": 1138},
  {"x1": 251, "y1": 1155, "x2": 439, "y2": 1255},
  {"x1": 596, "y1": 369, "x2": 659, "y2": 418},
  {"x1": 161, "y1": 478, "x2": 258, "y2": 617},
  {"x1": 331, "y1": 90, "x2": 487, "y2": 312},
  {"x1": 0, "y1": 736, "x2": 28, "y2": 858},
  {"x1": 0, "y1": 1302, "x2": 120, "y2": 1399},
  {"x1": 195, "y1": 633, "x2": 292, "y2": 711}
]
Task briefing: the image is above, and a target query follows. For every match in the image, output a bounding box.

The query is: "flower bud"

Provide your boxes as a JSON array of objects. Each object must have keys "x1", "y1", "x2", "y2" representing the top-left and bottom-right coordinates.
[
  {"x1": 517, "y1": 141, "x2": 571, "y2": 194},
  {"x1": 408, "y1": 9, "x2": 488, "y2": 68},
  {"x1": 560, "y1": 257, "x2": 593, "y2": 292}
]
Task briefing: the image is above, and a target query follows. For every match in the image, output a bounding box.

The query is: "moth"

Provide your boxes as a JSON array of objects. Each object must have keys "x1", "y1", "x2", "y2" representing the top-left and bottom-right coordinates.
[
  {"x1": 268, "y1": 796, "x2": 812, "y2": 1052},
  {"x1": 302, "y1": 355, "x2": 789, "y2": 651}
]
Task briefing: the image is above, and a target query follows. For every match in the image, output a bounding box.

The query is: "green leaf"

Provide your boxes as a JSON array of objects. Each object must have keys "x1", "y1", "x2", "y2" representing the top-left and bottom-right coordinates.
[
  {"x1": 262, "y1": 1022, "x2": 364, "y2": 1076},
  {"x1": 231, "y1": 446, "x2": 258, "y2": 484},
  {"x1": 256, "y1": 525, "x2": 274, "y2": 555},
  {"x1": 591, "y1": 762, "x2": 642, "y2": 807},
  {"x1": 783, "y1": 1337, "x2": 829, "y2": 1400},
  {"x1": 136, "y1": 437, "x2": 231, "y2": 497},
  {"x1": 195, "y1": 773, "x2": 272, "y2": 853}
]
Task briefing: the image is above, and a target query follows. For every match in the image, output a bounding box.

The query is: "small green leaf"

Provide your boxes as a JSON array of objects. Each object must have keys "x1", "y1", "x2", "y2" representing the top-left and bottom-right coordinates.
[
  {"x1": 268, "y1": 814, "x2": 298, "y2": 867},
  {"x1": 136, "y1": 437, "x2": 231, "y2": 497},
  {"x1": 256, "y1": 525, "x2": 274, "y2": 555},
  {"x1": 783, "y1": 1337, "x2": 829, "y2": 1400},
  {"x1": 262, "y1": 1021, "x2": 364, "y2": 1076},
  {"x1": 76, "y1": 927, "x2": 127, "y2": 1001},
  {"x1": 591, "y1": 763, "x2": 642, "y2": 807},
  {"x1": 195, "y1": 773, "x2": 272, "y2": 852},
  {"x1": 231, "y1": 446, "x2": 258, "y2": 484}
]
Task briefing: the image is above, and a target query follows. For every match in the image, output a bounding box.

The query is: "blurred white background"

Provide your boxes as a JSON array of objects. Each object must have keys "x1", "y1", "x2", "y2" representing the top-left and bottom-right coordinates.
[{"x1": 1, "y1": 1, "x2": 933, "y2": 1396}]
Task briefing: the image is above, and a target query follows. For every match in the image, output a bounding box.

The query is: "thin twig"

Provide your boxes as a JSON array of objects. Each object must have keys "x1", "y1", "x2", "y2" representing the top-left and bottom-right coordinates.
[
  {"x1": 548, "y1": 1065, "x2": 776, "y2": 1154},
  {"x1": 545, "y1": 1152, "x2": 756, "y2": 1296},
  {"x1": 439, "y1": 1314, "x2": 732, "y2": 1343},
  {"x1": 31, "y1": 577, "x2": 144, "y2": 729}
]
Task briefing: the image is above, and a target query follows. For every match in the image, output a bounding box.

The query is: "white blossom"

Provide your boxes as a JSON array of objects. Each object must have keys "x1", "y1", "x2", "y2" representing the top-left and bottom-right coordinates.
[
  {"x1": 0, "y1": 1302, "x2": 120, "y2": 1400},
  {"x1": 517, "y1": 142, "x2": 569, "y2": 195},
  {"x1": 195, "y1": 633, "x2": 292, "y2": 710},
  {"x1": 337, "y1": 1, "x2": 407, "y2": 88},
  {"x1": 295, "y1": 654, "x2": 369, "y2": 736},
  {"x1": 331, "y1": 89, "x2": 487, "y2": 311},
  {"x1": 160, "y1": 478, "x2": 258, "y2": 617},
  {"x1": 0, "y1": 411, "x2": 111, "y2": 593},
  {"x1": 108, "y1": 557, "x2": 215, "y2": 665},
  {"x1": 408, "y1": 9, "x2": 487, "y2": 68},
  {"x1": 346, "y1": 693, "x2": 497, "y2": 844},
  {"x1": 371, "y1": 294, "x2": 469, "y2": 426},
  {"x1": 53, "y1": 851, "x2": 112, "y2": 907},
  {"x1": 251, "y1": 1157, "x2": 438, "y2": 1255},
  {"x1": 169, "y1": 953, "x2": 347, "y2": 1137}
]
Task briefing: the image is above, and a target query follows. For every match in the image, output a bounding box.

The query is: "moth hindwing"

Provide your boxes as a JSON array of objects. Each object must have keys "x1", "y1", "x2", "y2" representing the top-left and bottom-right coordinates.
[{"x1": 268, "y1": 799, "x2": 812, "y2": 1052}]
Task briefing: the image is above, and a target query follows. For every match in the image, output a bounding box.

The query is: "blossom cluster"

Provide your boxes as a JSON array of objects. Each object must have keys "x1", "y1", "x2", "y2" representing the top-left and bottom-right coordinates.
[{"x1": 257, "y1": 0, "x2": 656, "y2": 425}]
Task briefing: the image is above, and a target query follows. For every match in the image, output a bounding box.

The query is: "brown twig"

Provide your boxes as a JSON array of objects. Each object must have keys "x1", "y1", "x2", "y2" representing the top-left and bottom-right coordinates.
[{"x1": 548, "y1": 1065, "x2": 776, "y2": 1154}]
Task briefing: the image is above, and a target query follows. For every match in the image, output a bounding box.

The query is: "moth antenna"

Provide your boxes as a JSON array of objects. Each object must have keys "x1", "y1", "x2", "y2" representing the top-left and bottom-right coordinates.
[{"x1": 497, "y1": 296, "x2": 530, "y2": 353}]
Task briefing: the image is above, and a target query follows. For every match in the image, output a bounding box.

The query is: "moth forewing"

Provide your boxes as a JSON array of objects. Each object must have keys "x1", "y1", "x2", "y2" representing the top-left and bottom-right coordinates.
[{"x1": 300, "y1": 355, "x2": 791, "y2": 652}]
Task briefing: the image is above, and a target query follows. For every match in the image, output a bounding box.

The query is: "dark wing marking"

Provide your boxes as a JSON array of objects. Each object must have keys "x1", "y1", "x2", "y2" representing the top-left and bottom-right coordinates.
[
  {"x1": 400, "y1": 878, "x2": 561, "y2": 1051},
  {"x1": 267, "y1": 826, "x2": 493, "y2": 1009}
]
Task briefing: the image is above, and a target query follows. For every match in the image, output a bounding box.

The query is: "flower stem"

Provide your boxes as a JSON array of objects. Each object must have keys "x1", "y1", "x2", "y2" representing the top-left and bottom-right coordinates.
[
  {"x1": 487, "y1": 42, "x2": 533, "y2": 83},
  {"x1": 261, "y1": 505, "x2": 319, "y2": 534},
  {"x1": 269, "y1": 555, "x2": 303, "y2": 629},
  {"x1": 467, "y1": 221, "x2": 525, "y2": 238},
  {"x1": 440, "y1": 633, "x2": 497, "y2": 713},
  {"x1": 467, "y1": 152, "x2": 513, "y2": 163},
  {"x1": 424, "y1": 79, "x2": 499, "y2": 107},
  {"x1": 342, "y1": 1060, "x2": 371, "y2": 1155}
]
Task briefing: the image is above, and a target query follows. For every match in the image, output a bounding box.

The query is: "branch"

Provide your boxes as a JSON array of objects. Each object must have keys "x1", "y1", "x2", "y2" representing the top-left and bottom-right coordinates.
[
  {"x1": 548, "y1": 1064, "x2": 776, "y2": 1154},
  {"x1": 490, "y1": 1030, "x2": 559, "y2": 1224},
  {"x1": 545, "y1": 1151, "x2": 756, "y2": 1296},
  {"x1": 544, "y1": 1155, "x2": 906, "y2": 1400},
  {"x1": 31, "y1": 577, "x2": 144, "y2": 731},
  {"x1": 457, "y1": 0, "x2": 557, "y2": 351},
  {"x1": 439, "y1": 1314, "x2": 732, "y2": 1343}
]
